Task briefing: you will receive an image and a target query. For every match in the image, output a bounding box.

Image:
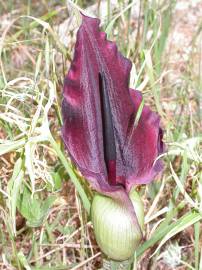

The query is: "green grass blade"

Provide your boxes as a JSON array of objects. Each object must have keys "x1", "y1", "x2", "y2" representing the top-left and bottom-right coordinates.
[
  {"x1": 49, "y1": 136, "x2": 91, "y2": 214},
  {"x1": 194, "y1": 222, "x2": 200, "y2": 270},
  {"x1": 137, "y1": 211, "x2": 202, "y2": 258}
]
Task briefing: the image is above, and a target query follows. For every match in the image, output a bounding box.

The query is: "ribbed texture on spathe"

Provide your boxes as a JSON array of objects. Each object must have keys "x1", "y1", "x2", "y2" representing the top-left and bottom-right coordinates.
[{"x1": 91, "y1": 194, "x2": 141, "y2": 261}]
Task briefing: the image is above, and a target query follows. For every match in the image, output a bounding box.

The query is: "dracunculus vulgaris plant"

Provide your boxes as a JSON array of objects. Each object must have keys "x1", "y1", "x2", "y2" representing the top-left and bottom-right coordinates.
[{"x1": 62, "y1": 14, "x2": 164, "y2": 264}]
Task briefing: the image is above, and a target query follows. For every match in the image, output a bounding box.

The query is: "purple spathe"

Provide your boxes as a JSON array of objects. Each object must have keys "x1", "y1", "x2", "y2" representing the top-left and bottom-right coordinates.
[{"x1": 62, "y1": 14, "x2": 164, "y2": 199}]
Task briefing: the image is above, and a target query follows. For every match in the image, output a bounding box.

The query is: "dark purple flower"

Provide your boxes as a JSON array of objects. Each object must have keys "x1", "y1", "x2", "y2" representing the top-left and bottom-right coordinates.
[{"x1": 62, "y1": 14, "x2": 164, "y2": 203}]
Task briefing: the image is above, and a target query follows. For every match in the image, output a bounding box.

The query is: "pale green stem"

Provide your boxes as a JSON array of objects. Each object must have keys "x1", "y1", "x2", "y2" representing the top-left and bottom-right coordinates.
[{"x1": 102, "y1": 258, "x2": 132, "y2": 270}]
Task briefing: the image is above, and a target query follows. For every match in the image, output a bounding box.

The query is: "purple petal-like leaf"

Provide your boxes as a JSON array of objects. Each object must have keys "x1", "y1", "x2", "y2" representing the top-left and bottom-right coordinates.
[
  {"x1": 62, "y1": 14, "x2": 164, "y2": 195},
  {"x1": 62, "y1": 14, "x2": 134, "y2": 191},
  {"x1": 123, "y1": 90, "x2": 164, "y2": 192}
]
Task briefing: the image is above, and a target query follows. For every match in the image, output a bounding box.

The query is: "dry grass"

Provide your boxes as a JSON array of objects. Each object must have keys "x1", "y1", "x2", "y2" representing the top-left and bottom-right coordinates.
[{"x1": 0, "y1": 0, "x2": 202, "y2": 269}]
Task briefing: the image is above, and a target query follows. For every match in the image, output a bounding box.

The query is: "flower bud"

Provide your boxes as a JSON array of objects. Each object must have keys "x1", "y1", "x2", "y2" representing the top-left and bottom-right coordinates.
[{"x1": 91, "y1": 188, "x2": 144, "y2": 261}]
